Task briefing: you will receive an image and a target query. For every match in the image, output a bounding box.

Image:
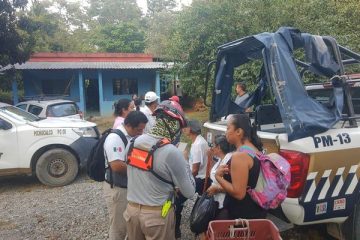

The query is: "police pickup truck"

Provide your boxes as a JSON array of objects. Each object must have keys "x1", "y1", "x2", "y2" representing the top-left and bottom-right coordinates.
[
  {"x1": 203, "y1": 27, "x2": 360, "y2": 239},
  {"x1": 0, "y1": 103, "x2": 99, "y2": 187}
]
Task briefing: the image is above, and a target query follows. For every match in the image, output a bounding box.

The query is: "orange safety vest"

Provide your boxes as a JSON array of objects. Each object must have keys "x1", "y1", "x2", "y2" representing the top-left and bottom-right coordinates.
[{"x1": 127, "y1": 137, "x2": 174, "y2": 186}]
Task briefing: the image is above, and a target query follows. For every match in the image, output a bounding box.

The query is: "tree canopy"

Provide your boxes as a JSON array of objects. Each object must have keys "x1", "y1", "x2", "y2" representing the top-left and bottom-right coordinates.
[
  {"x1": 0, "y1": 0, "x2": 30, "y2": 66},
  {"x1": 1, "y1": 0, "x2": 360, "y2": 98}
]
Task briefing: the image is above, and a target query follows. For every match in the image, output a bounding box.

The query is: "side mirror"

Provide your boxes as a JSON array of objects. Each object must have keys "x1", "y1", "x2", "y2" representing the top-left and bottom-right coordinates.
[{"x1": 0, "y1": 119, "x2": 12, "y2": 130}]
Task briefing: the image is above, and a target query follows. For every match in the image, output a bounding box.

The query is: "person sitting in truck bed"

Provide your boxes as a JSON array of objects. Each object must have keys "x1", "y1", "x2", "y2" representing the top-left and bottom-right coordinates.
[{"x1": 234, "y1": 82, "x2": 252, "y2": 112}]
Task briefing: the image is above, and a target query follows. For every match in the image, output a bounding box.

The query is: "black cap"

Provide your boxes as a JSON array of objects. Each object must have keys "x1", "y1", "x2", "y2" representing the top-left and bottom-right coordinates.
[{"x1": 187, "y1": 119, "x2": 202, "y2": 134}]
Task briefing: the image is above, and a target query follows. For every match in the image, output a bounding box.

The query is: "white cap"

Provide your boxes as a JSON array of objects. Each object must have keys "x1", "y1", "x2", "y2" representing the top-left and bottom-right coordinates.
[{"x1": 144, "y1": 91, "x2": 159, "y2": 103}]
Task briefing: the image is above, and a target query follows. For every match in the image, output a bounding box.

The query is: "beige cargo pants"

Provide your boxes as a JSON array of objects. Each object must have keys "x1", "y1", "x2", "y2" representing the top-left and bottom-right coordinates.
[
  {"x1": 123, "y1": 202, "x2": 175, "y2": 240},
  {"x1": 103, "y1": 182, "x2": 128, "y2": 240}
]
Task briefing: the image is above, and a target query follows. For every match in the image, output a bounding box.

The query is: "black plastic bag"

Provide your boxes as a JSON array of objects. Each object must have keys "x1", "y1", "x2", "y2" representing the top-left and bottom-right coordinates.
[{"x1": 189, "y1": 194, "x2": 218, "y2": 234}]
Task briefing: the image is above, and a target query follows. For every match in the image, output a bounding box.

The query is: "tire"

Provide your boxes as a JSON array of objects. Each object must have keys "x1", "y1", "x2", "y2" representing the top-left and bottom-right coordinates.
[{"x1": 35, "y1": 148, "x2": 79, "y2": 187}]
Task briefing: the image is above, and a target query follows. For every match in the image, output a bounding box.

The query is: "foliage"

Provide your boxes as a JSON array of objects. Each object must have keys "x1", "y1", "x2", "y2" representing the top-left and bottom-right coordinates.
[
  {"x1": 146, "y1": 0, "x2": 176, "y2": 17},
  {"x1": 2, "y1": 0, "x2": 360, "y2": 102},
  {"x1": 145, "y1": 11, "x2": 177, "y2": 59},
  {"x1": 0, "y1": 0, "x2": 30, "y2": 66},
  {"x1": 88, "y1": 0, "x2": 142, "y2": 25},
  {"x1": 145, "y1": 0, "x2": 360, "y2": 99},
  {"x1": 91, "y1": 22, "x2": 145, "y2": 53}
]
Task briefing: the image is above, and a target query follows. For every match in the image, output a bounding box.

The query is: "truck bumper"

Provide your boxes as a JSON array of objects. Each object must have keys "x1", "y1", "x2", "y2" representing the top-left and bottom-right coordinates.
[{"x1": 70, "y1": 137, "x2": 97, "y2": 168}]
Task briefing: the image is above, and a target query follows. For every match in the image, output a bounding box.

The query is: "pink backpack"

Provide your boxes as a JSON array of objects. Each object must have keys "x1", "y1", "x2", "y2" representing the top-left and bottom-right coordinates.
[{"x1": 240, "y1": 147, "x2": 291, "y2": 209}]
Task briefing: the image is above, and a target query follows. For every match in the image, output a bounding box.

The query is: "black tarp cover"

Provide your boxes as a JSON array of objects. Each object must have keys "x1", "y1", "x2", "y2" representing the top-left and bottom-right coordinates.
[{"x1": 213, "y1": 27, "x2": 343, "y2": 141}]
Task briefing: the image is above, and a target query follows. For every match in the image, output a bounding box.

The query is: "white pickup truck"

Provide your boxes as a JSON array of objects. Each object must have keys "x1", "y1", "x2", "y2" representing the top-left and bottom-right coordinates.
[
  {"x1": 203, "y1": 28, "x2": 360, "y2": 239},
  {"x1": 0, "y1": 103, "x2": 99, "y2": 187}
]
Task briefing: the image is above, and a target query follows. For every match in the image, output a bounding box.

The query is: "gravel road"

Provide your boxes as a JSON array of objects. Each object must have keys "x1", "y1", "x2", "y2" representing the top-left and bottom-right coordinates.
[
  {"x1": 0, "y1": 171, "x2": 330, "y2": 240},
  {"x1": 0, "y1": 171, "x2": 196, "y2": 240}
]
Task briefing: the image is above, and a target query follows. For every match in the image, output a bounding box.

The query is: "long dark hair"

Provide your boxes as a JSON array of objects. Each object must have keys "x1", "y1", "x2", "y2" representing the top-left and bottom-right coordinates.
[
  {"x1": 214, "y1": 135, "x2": 236, "y2": 154},
  {"x1": 134, "y1": 97, "x2": 142, "y2": 111},
  {"x1": 114, "y1": 98, "x2": 131, "y2": 117},
  {"x1": 229, "y1": 114, "x2": 263, "y2": 151}
]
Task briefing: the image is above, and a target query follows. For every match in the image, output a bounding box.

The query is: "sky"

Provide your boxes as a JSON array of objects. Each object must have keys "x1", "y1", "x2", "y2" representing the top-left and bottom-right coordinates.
[{"x1": 136, "y1": 0, "x2": 192, "y2": 13}]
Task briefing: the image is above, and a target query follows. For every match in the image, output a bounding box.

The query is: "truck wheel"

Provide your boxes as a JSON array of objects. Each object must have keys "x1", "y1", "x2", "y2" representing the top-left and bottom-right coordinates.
[{"x1": 36, "y1": 148, "x2": 78, "y2": 187}]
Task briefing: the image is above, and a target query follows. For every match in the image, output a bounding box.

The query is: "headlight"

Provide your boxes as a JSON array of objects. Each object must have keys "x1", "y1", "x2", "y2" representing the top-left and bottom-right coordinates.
[{"x1": 72, "y1": 127, "x2": 98, "y2": 138}]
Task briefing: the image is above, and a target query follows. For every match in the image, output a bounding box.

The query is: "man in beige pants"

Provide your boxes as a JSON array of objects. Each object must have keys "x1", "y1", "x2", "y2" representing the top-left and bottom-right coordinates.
[
  {"x1": 124, "y1": 100, "x2": 195, "y2": 240},
  {"x1": 103, "y1": 111, "x2": 148, "y2": 240}
]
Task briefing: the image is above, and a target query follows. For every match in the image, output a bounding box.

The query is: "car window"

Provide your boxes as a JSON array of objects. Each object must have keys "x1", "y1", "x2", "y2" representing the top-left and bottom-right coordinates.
[
  {"x1": 16, "y1": 104, "x2": 27, "y2": 110},
  {"x1": 0, "y1": 106, "x2": 40, "y2": 122},
  {"x1": 28, "y1": 105, "x2": 43, "y2": 116},
  {"x1": 351, "y1": 87, "x2": 360, "y2": 114},
  {"x1": 48, "y1": 103, "x2": 78, "y2": 117},
  {"x1": 307, "y1": 88, "x2": 333, "y2": 104},
  {"x1": 307, "y1": 87, "x2": 360, "y2": 114},
  {"x1": 0, "y1": 118, "x2": 12, "y2": 130}
]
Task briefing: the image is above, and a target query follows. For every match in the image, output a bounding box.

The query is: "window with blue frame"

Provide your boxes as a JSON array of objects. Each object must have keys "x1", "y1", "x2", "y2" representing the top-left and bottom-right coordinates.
[
  {"x1": 113, "y1": 78, "x2": 138, "y2": 95},
  {"x1": 42, "y1": 79, "x2": 69, "y2": 95}
]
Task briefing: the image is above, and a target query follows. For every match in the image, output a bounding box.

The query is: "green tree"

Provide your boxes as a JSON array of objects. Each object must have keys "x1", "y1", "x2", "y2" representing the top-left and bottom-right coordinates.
[
  {"x1": 146, "y1": 0, "x2": 176, "y2": 17},
  {"x1": 150, "y1": 0, "x2": 360, "y2": 98},
  {"x1": 0, "y1": 0, "x2": 30, "y2": 67},
  {"x1": 92, "y1": 22, "x2": 145, "y2": 52},
  {"x1": 18, "y1": 0, "x2": 95, "y2": 52},
  {"x1": 88, "y1": 0, "x2": 142, "y2": 25},
  {"x1": 145, "y1": 11, "x2": 177, "y2": 58}
]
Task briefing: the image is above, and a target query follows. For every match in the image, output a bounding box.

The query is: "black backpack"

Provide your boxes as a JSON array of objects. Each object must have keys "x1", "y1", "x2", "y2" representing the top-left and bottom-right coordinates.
[{"x1": 87, "y1": 128, "x2": 128, "y2": 182}]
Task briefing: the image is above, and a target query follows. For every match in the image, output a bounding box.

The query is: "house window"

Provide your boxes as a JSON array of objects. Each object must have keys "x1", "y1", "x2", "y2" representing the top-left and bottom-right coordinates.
[
  {"x1": 42, "y1": 79, "x2": 68, "y2": 95},
  {"x1": 113, "y1": 78, "x2": 138, "y2": 95}
]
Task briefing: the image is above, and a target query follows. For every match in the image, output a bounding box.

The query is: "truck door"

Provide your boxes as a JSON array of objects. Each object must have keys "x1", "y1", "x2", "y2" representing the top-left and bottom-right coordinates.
[{"x1": 0, "y1": 117, "x2": 19, "y2": 172}]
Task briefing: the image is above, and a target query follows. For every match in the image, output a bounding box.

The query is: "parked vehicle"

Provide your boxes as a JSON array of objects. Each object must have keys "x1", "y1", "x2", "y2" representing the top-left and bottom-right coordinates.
[
  {"x1": 0, "y1": 103, "x2": 99, "y2": 186},
  {"x1": 16, "y1": 99, "x2": 83, "y2": 119},
  {"x1": 306, "y1": 74, "x2": 360, "y2": 115},
  {"x1": 203, "y1": 27, "x2": 360, "y2": 239}
]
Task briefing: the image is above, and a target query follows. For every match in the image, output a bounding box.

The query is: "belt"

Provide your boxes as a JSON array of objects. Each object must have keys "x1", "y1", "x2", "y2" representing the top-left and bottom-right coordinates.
[{"x1": 128, "y1": 201, "x2": 164, "y2": 210}]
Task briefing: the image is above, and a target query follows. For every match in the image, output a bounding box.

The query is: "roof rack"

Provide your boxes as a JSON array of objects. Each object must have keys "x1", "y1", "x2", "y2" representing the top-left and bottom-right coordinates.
[{"x1": 23, "y1": 95, "x2": 70, "y2": 101}]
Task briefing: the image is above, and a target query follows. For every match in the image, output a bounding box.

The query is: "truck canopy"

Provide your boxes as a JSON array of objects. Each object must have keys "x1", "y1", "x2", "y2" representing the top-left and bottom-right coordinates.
[{"x1": 211, "y1": 27, "x2": 360, "y2": 141}]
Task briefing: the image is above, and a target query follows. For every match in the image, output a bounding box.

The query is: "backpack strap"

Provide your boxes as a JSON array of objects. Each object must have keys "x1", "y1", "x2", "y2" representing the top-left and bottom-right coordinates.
[
  {"x1": 106, "y1": 128, "x2": 128, "y2": 188},
  {"x1": 149, "y1": 138, "x2": 175, "y2": 187},
  {"x1": 127, "y1": 137, "x2": 174, "y2": 187},
  {"x1": 111, "y1": 129, "x2": 128, "y2": 147}
]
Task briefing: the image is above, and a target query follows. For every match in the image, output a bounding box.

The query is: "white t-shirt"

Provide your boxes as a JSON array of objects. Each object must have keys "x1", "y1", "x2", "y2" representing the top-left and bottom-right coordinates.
[
  {"x1": 140, "y1": 105, "x2": 156, "y2": 134},
  {"x1": 104, "y1": 124, "x2": 131, "y2": 166},
  {"x1": 210, "y1": 153, "x2": 232, "y2": 209},
  {"x1": 189, "y1": 135, "x2": 209, "y2": 179}
]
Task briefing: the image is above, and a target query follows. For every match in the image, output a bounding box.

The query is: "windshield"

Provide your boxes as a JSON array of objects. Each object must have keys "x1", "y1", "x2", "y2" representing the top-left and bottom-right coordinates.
[
  {"x1": 48, "y1": 103, "x2": 78, "y2": 117},
  {"x1": 0, "y1": 106, "x2": 40, "y2": 122},
  {"x1": 307, "y1": 87, "x2": 360, "y2": 114}
]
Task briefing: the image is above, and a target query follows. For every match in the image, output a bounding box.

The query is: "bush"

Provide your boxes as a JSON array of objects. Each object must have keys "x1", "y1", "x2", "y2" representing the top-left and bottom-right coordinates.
[{"x1": 0, "y1": 90, "x2": 24, "y2": 104}]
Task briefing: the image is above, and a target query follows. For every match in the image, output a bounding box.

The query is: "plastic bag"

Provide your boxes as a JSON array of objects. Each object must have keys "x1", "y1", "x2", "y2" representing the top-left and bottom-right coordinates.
[{"x1": 190, "y1": 194, "x2": 218, "y2": 234}]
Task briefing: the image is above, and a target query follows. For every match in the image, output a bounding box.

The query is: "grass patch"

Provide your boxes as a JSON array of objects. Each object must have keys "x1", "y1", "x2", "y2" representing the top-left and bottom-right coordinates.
[
  {"x1": 89, "y1": 116, "x2": 114, "y2": 133},
  {"x1": 185, "y1": 109, "x2": 209, "y2": 123}
]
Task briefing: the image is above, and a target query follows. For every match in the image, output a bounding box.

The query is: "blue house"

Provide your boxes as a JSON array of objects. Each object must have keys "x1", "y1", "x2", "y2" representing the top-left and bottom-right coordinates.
[{"x1": 8, "y1": 52, "x2": 170, "y2": 116}]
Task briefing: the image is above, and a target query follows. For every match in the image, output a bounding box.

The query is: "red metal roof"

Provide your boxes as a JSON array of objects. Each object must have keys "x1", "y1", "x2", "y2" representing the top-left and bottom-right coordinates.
[
  {"x1": 29, "y1": 52, "x2": 154, "y2": 62},
  {"x1": 4, "y1": 62, "x2": 169, "y2": 70}
]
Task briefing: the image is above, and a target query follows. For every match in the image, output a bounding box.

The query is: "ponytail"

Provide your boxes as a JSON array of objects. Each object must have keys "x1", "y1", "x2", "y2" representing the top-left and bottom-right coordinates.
[{"x1": 250, "y1": 123, "x2": 263, "y2": 151}]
